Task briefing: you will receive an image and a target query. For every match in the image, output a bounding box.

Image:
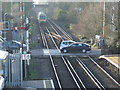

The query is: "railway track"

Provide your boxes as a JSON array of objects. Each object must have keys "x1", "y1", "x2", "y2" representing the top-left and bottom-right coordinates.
[
  {"x1": 39, "y1": 25, "x2": 62, "y2": 88},
  {"x1": 48, "y1": 19, "x2": 73, "y2": 40},
  {"x1": 46, "y1": 27, "x2": 83, "y2": 89},
  {"x1": 37, "y1": 20, "x2": 119, "y2": 89},
  {"x1": 38, "y1": 25, "x2": 86, "y2": 89},
  {"x1": 46, "y1": 20, "x2": 120, "y2": 86},
  {"x1": 44, "y1": 26, "x2": 105, "y2": 89}
]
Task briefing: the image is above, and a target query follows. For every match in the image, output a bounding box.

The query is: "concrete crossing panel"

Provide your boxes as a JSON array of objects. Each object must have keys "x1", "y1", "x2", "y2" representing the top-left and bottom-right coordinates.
[{"x1": 31, "y1": 48, "x2": 101, "y2": 57}]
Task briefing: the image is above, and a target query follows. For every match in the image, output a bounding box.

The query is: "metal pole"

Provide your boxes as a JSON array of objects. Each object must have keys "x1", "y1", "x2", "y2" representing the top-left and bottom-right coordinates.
[
  {"x1": 20, "y1": 2, "x2": 23, "y2": 43},
  {"x1": 8, "y1": 54, "x2": 10, "y2": 87},
  {"x1": 22, "y1": 2, "x2": 27, "y2": 79},
  {"x1": 103, "y1": 1, "x2": 105, "y2": 38},
  {"x1": 20, "y1": 48, "x2": 23, "y2": 86},
  {"x1": 4, "y1": 13, "x2": 7, "y2": 41},
  {"x1": 26, "y1": 17, "x2": 30, "y2": 79},
  {"x1": 111, "y1": 6, "x2": 115, "y2": 31},
  {"x1": 11, "y1": 0, "x2": 13, "y2": 27},
  {"x1": 26, "y1": 17, "x2": 29, "y2": 52},
  {"x1": 26, "y1": 31, "x2": 29, "y2": 52},
  {"x1": 101, "y1": 1, "x2": 106, "y2": 55}
]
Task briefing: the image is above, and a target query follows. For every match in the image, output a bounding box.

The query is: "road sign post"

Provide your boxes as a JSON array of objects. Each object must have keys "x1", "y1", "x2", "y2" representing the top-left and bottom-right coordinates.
[{"x1": 20, "y1": 48, "x2": 23, "y2": 86}]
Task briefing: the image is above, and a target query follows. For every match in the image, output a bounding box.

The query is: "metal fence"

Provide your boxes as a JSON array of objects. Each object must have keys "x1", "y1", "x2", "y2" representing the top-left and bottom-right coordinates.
[{"x1": 5, "y1": 50, "x2": 22, "y2": 87}]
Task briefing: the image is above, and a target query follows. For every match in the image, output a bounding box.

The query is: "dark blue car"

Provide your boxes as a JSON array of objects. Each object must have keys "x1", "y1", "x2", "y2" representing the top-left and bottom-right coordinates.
[{"x1": 60, "y1": 42, "x2": 91, "y2": 53}]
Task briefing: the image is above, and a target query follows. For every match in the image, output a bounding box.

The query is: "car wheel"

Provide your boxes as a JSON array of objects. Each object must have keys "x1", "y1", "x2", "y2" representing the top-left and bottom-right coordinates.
[
  {"x1": 63, "y1": 49, "x2": 68, "y2": 53},
  {"x1": 82, "y1": 49, "x2": 86, "y2": 53}
]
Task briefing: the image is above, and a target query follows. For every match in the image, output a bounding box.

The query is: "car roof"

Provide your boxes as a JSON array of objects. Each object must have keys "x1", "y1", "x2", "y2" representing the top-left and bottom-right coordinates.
[
  {"x1": 62, "y1": 40, "x2": 75, "y2": 42},
  {"x1": 71, "y1": 42, "x2": 82, "y2": 44},
  {"x1": 12, "y1": 40, "x2": 21, "y2": 44},
  {"x1": 71, "y1": 42, "x2": 90, "y2": 45}
]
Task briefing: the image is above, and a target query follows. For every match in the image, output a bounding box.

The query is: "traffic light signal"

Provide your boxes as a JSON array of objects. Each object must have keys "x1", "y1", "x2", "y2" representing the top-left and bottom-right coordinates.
[
  {"x1": 25, "y1": 24, "x2": 30, "y2": 30},
  {"x1": 3, "y1": 21, "x2": 9, "y2": 30}
]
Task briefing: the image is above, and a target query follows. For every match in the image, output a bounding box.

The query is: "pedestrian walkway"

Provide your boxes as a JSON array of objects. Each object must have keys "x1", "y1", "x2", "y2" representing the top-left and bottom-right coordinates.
[
  {"x1": 22, "y1": 79, "x2": 55, "y2": 89},
  {"x1": 99, "y1": 54, "x2": 120, "y2": 69}
]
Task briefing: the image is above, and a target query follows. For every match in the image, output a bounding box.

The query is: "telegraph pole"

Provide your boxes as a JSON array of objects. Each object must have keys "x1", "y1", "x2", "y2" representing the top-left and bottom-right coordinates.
[
  {"x1": 103, "y1": 1, "x2": 105, "y2": 38},
  {"x1": 20, "y1": 2, "x2": 24, "y2": 43},
  {"x1": 101, "y1": 1, "x2": 106, "y2": 55},
  {"x1": 26, "y1": 17, "x2": 30, "y2": 52},
  {"x1": 20, "y1": 2, "x2": 24, "y2": 85},
  {"x1": 111, "y1": 1, "x2": 117, "y2": 32},
  {"x1": 20, "y1": 2, "x2": 28, "y2": 79},
  {"x1": 118, "y1": 2, "x2": 120, "y2": 36}
]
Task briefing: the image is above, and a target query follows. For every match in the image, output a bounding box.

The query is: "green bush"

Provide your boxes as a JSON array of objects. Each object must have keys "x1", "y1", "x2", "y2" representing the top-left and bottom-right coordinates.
[
  {"x1": 30, "y1": 41, "x2": 36, "y2": 48},
  {"x1": 29, "y1": 71, "x2": 39, "y2": 79}
]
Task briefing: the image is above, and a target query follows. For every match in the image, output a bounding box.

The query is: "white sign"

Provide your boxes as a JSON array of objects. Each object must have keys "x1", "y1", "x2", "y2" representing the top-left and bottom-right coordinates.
[
  {"x1": 22, "y1": 54, "x2": 31, "y2": 60},
  {"x1": 95, "y1": 35, "x2": 101, "y2": 40}
]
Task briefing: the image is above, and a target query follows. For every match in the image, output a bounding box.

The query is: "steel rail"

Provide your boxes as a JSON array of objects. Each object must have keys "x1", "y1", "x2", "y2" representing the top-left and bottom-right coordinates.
[
  {"x1": 61, "y1": 55, "x2": 81, "y2": 89},
  {"x1": 46, "y1": 23, "x2": 103, "y2": 89},
  {"x1": 51, "y1": 20, "x2": 120, "y2": 87},
  {"x1": 48, "y1": 20, "x2": 73, "y2": 40},
  {"x1": 76, "y1": 57, "x2": 106, "y2": 90},
  {"x1": 65, "y1": 57, "x2": 86, "y2": 89},
  {"x1": 51, "y1": 20, "x2": 72, "y2": 40},
  {"x1": 46, "y1": 27, "x2": 84, "y2": 89},
  {"x1": 47, "y1": 21, "x2": 63, "y2": 40},
  {"x1": 39, "y1": 26, "x2": 47, "y2": 48},
  {"x1": 49, "y1": 21, "x2": 105, "y2": 89},
  {"x1": 88, "y1": 56, "x2": 120, "y2": 87},
  {"x1": 47, "y1": 19, "x2": 119, "y2": 89},
  {"x1": 39, "y1": 26, "x2": 62, "y2": 89}
]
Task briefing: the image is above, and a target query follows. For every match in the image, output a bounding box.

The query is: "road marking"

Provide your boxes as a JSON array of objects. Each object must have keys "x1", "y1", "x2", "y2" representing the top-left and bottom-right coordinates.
[
  {"x1": 50, "y1": 79, "x2": 55, "y2": 89},
  {"x1": 43, "y1": 80, "x2": 47, "y2": 89},
  {"x1": 43, "y1": 49, "x2": 49, "y2": 54}
]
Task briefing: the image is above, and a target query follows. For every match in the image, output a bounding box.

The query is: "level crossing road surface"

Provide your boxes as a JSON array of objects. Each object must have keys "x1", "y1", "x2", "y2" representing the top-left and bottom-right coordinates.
[
  {"x1": 99, "y1": 54, "x2": 120, "y2": 69},
  {"x1": 22, "y1": 80, "x2": 55, "y2": 89},
  {"x1": 31, "y1": 48, "x2": 101, "y2": 57},
  {"x1": 4, "y1": 80, "x2": 55, "y2": 90}
]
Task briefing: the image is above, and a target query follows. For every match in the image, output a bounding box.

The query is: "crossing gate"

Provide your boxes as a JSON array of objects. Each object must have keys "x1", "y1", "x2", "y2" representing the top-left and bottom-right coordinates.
[{"x1": 6, "y1": 51, "x2": 23, "y2": 87}]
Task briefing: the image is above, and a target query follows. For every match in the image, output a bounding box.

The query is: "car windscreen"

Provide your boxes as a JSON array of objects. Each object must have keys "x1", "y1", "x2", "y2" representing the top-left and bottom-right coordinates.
[{"x1": 63, "y1": 41, "x2": 74, "y2": 45}]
